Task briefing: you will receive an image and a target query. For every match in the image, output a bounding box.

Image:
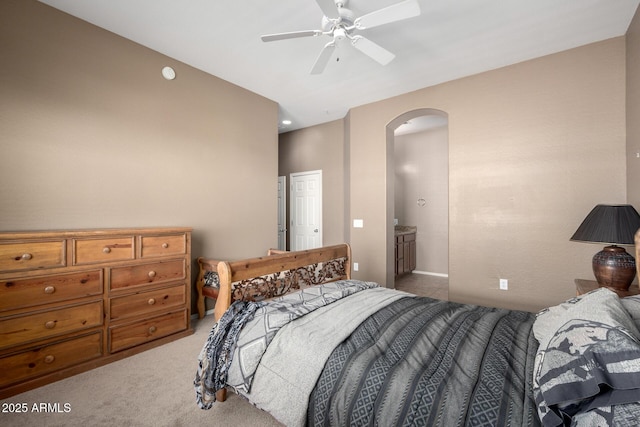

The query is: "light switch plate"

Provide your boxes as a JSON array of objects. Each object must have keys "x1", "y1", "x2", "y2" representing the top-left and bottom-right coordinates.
[{"x1": 353, "y1": 219, "x2": 364, "y2": 228}]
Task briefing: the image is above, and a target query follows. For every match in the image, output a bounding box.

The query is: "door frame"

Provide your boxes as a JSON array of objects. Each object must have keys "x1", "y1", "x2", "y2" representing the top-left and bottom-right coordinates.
[
  {"x1": 277, "y1": 175, "x2": 287, "y2": 250},
  {"x1": 387, "y1": 108, "x2": 449, "y2": 288}
]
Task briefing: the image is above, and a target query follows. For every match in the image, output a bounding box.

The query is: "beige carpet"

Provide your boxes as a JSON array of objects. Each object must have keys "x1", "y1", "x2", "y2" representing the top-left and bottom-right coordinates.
[{"x1": 0, "y1": 315, "x2": 283, "y2": 427}]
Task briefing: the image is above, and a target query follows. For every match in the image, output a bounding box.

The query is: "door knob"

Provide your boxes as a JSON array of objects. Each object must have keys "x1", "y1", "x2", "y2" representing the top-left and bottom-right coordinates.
[{"x1": 314, "y1": 229, "x2": 319, "y2": 233}]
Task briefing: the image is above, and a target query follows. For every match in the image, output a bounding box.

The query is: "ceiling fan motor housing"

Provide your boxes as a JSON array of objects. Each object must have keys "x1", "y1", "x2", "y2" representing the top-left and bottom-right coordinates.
[{"x1": 322, "y1": 5, "x2": 356, "y2": 32}]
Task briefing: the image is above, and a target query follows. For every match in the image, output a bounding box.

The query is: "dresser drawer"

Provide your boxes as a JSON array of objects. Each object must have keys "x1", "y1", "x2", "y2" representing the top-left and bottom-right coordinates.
[
  {"x1": 0, "y1": 270, "x2": 102, "y2": 312},
  {"x1": 141, "y1": 234, "x2": 186, "y2": 258},
  {"x1": 109, "y1": 284, "x2": 186, "y2": 320},
  {"x1": 0, "y1": 301, "x2": 103, "y2": 349},
  {"x1": 73, "y1": 237, "x2": 134, "y2": 265},
  {"x1": 0, "y1": 332, "x2": 102, "y2": 388},
  {"x1": 109, "y1": 259, "x2": 185, "y2": 291},
  {"x1": 109, "y1": 310, "x2": 187, "y2": 353},
  {"x1": 0, "y1": 241, "x2": 65, "y2": 272}
]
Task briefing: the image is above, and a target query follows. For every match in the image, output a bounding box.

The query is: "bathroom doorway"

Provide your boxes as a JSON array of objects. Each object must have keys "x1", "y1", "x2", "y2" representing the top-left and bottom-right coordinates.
[{"x1": 387, "y1": 110, "x2": 449, "y2": 293}]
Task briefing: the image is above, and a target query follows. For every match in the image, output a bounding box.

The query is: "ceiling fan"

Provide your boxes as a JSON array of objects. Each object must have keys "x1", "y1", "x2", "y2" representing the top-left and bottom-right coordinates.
[{"x1": 261, "y1": 0, "x2": 421, "y2": 74}]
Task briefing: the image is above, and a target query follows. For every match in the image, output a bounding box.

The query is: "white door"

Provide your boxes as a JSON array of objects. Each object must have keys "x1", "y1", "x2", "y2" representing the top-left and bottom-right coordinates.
[
  {"x1": 290, "y1": 170, "x2": 322, "y2": 251},
  {"x1": 277, "y1": 176, "x2": 287, "y2": 250}
]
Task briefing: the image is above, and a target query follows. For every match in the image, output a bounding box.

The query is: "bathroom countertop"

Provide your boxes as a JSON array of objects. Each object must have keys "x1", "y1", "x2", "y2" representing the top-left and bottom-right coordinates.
[{"x1": 394, "y1": 225, "x2": 417, "y2": 236}]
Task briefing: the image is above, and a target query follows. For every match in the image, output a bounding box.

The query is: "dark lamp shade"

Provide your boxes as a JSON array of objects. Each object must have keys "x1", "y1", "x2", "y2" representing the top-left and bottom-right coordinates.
[{"x1": 570, "y1": 204, "x2": 640, "y2": 245}]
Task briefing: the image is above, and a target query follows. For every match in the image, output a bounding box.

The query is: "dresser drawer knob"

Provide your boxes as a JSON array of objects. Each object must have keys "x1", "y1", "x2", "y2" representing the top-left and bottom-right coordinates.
[
  {"x1": 103, "y1": 247, "x2": 111, "y2": 254},
  {"x1": 44, "y1": 320, "x2": 56, "y2": 329},
  {"x1": 44, "y1": 286, "x2": 56, "y2": 294},
  {"x1": 148, "y1": 271, "x2": 156, "y2": 279},
  {"x1": 148, "y1": 298, "x2": 156, "y2": 305},
  {"x1": 21, "y1": 253, "x2": 33, "y2": 260},
  {"x1": 162, "y1": 243, "x2": 169, "y2": 249},
  {"x1": 44, "y1": 355, "x2": 55, "y2": 364},
  {"x1": 148, "y1": 326, "x2": 157, "y2": 334}
]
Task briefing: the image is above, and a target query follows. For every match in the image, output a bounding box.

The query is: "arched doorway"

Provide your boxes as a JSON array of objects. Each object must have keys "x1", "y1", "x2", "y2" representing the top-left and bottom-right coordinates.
[{"x1": 386, "y1": 109, "x2": 449, "y2": 294}]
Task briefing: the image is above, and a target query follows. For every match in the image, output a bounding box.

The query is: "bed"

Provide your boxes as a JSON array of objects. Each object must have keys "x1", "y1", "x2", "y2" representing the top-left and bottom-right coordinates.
[{"x1": 194, "y1": 243, "x2": 640, "y2": 426}]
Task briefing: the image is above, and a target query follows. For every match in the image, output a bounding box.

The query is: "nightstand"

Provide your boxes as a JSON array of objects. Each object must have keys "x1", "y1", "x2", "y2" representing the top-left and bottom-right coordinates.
[{"x1": 575, "y1": 279, "x2": 640, "y2": 297}]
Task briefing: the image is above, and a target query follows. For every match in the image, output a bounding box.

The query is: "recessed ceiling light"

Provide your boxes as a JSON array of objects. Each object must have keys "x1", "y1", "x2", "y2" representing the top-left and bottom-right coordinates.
[{"x1": 282, "y1": 120, "x2": 292, "y2": 125}]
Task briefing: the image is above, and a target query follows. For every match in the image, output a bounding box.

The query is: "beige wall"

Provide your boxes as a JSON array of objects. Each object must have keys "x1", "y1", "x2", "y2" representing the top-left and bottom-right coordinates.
[
  {"x1": 628, "y1": 7, "x2": 640, "y2": 206},
  {"x1": 348, "y1": 38, "x2": 627, "y2": 312},
  {"x1": 0, "y1": 1, "x2": 279, "y2": 313},
  {"x1": 278, "y1": 120, "x2": 345, "y2": 249},
  {"x1": 7, "y1": 1, "x2": 635, "y2": 316},
  {"x1": 394, "y1": 125, "x2": 449, "y2": 275}
]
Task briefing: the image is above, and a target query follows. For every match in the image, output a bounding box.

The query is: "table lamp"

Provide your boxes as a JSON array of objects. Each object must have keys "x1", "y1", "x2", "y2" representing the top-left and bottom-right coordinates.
[{"x1": 570, "y1": 204, "x2": 640, "y2": 291}]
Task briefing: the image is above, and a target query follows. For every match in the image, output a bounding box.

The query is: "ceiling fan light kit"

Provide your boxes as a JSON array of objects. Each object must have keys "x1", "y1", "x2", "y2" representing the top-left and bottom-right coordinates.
[{"x1": 260, "y1": 0, "x2": 421, "y2": 74}]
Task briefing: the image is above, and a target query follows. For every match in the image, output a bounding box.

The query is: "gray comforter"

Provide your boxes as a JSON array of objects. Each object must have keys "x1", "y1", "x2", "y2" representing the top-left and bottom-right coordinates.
[
  {"x1": 307, "y1": 295, "x2": 540, "y2": 426},
  {"x1": 195, "y1": 280, "x2": 390, "y2": 412},
  {"x1": 196, "y1": 280, "x2": 540, "y2": 426}
]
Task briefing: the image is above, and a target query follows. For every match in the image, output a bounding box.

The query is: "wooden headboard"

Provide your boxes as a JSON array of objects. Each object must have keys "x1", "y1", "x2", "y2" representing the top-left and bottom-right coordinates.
[{"x1": 198, "y1": 244, "x2": 351, "y2": 320}]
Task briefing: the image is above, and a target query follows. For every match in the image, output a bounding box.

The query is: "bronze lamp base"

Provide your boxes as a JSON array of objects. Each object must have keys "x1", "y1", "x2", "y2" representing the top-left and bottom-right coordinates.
[{"x1": 592, "y1": 245, "x2": 636, "y2": 291}]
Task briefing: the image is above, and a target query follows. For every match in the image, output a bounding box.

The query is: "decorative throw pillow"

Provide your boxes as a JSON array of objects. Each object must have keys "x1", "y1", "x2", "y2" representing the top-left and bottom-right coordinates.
[
  {"x1": 532, "y1": 288, "x2": 640, "y2": 426},
  {"x1": 533, "y1": 288, "x2": 640, "y2": 350},
  {"x1": 204, "y1": 270, "x2": 220, "y2": 289}
]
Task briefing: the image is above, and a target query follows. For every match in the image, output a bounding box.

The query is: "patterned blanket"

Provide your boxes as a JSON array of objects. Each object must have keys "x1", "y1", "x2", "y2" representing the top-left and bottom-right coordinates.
[
  {"x1": 194, "y1": 299, "x2": 264, "y2": 409},
  {"x1": 308, "y1": 297, "x2": 540, "y2": 427},
  {"x1": 532, "y1": 289, "x2": 640, "y2": 426}
]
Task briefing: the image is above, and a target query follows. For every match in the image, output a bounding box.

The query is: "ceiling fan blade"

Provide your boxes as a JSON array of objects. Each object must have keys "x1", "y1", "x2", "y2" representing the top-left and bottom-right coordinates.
[
  {"x1": 315, "y1": 0, "x2": 340, "y2": 19},
  {"x1": 354, "y1": 0, "x2": 421, "y2": 29},
  {"x1": 350, "y1": 36, "x2": 395, "y2": 65},
  {"x1": 261, "y1": 30, "x2": 323, "y2": 42},
  {"x1": 310, "y1": 41, "x2": 336, "y2": 74}
]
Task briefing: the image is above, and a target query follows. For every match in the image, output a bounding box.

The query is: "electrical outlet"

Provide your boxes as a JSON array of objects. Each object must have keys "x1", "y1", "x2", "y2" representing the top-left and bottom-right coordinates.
[
  {"x1": 353, "y1": 262, "x2": 359, "y2": 271},
  {"x1": 499, "y1": 279, "x2": 508, "y2": 290}
]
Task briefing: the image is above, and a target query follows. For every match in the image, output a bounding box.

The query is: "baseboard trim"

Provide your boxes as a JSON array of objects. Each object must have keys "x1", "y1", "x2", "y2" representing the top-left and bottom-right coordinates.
[
  {"x1": 412, "y1": 270, "x2": 449, "y2": 278},
  {"x1": 191, "y1": 308, "x2": 215, "y2": 320}
]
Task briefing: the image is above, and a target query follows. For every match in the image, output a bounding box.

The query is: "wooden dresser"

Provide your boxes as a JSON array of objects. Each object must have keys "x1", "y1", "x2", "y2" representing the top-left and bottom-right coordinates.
[{"x1": 0, "y1": 227, "x2": 192, "y2": 398}]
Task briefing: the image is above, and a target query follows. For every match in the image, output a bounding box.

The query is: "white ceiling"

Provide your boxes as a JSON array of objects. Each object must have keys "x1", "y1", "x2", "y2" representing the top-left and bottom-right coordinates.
[{"x1": 39, "y1": 0, "x2": 639, "y2": 133}]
